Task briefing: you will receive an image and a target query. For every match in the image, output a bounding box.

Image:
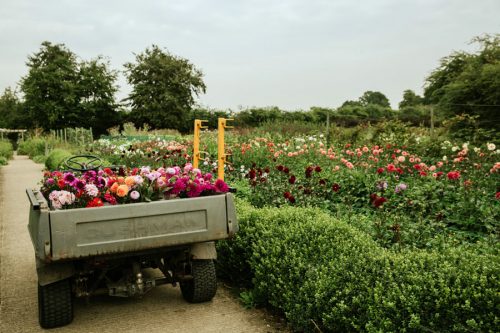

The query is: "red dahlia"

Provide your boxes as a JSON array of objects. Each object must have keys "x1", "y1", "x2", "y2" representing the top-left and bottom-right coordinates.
[
  {"x1": 86, "y1": 198, "x2": 104, "y2": 208},
  {"x1": 447, "y1": 171, "x2": 461, "y2": 180},
  {"x1": 373, "y1": 196, "x2": 387, "y2": 208}
]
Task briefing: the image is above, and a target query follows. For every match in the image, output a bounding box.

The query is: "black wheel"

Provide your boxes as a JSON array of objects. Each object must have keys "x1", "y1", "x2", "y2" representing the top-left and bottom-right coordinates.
[
  {"x1": 38, "y1": 279, "x2": 73, "y2": 329},
  {"x1": 180, "y1": 260, "x2": 217, "y2": 303},
  {"x1": 64, "y1": 155, "x2": 102, "y2": 172}
]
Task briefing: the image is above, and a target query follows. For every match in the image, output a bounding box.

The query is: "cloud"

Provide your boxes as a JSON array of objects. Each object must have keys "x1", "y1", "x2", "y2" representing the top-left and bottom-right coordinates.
[{"x1": 1, "y1": 0, "x2": 499, "y2": 109}]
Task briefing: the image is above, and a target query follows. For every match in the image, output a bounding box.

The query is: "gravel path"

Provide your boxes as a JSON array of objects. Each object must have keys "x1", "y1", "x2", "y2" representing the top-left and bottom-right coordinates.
[{"x1": 0, "y1": 155, "x2": 287, "y2": 332}]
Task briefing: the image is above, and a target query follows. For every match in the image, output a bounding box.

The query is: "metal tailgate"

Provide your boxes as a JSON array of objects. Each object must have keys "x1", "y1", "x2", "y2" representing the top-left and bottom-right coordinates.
[{"x1": 49, "y1": 194, "x2": 229, "y2": 260}]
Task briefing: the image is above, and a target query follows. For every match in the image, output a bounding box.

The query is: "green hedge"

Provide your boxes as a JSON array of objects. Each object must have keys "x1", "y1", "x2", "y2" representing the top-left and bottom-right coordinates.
[
  {"x1": 217, "y1": 202, "x2": 499, "y2": 332},
  {"x1": 17, "y1": 138, "x2": 46, "y2": 158},
  {"x1": 0, "y1": 140, "x2": 13, "y2": 160},
  {"x1": 45, "y1": 149, "x2": 73, "y2": 170},
  {"x1": 32, "y1": 155, "x2": 48, "y2": 164}
]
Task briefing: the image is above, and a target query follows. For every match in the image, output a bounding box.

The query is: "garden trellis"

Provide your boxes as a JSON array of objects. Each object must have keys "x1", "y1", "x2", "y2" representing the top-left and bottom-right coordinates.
[{"x1": 0, "y1": 128, "x2": 27, "y2": 140}]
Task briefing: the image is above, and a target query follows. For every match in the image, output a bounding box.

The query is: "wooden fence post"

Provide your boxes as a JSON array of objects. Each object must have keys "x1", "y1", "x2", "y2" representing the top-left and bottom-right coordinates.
[
  {"x1": 430, "y1": 106, "x2": 435, "y2": 137},
  {"x1": 326, "y1": 112, "x2": 330, "y2": 146}
]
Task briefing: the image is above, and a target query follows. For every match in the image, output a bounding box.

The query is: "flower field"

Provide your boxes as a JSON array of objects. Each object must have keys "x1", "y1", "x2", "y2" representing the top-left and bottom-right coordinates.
[
  {"x1": 39, "y1": 121, "x2": 499, "y2": 332},
  {"x1": 229, "y1": 135, "x2": 500, "y2": 248},
  {"x1": 90, "y1": 137, "x2": 190, "y2": 168},
  {"x1": 87, "y1": 127, "x2": 499, "y2": 250}
]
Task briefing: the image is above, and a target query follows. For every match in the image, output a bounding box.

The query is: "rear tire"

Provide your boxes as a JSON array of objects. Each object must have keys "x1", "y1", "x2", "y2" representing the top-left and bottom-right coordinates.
[
  {"x1": 38, "y1": 279, "x2": 73, "y2": 328},
  {"x1": 180, "y1": 260, "x2": 217, "y2": 303}
]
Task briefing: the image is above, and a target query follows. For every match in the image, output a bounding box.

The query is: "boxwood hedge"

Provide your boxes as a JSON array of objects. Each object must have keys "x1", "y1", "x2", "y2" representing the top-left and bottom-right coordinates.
[
  {"x1": 217, "y1": 201, "x2": 499, "y2": 332},
  {"x1": 45, "y1": 149, "x2": 73, "y2": 170},
  {"x1": 17, "y1": 138, "x2": 46, "y2": 158}
]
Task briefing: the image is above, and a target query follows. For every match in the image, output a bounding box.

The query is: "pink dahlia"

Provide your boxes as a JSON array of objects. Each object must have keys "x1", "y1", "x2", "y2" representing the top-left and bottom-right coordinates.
[{"x1": 214, "y1": 179, "x2": 229, "y2": 193}]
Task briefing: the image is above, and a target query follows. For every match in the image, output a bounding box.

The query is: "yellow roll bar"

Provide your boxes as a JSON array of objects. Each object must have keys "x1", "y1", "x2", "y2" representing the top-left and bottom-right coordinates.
[
  {"x1": 192, "y1": 119, "x2": 208, "y2": 169},
  {"x1": 217, "y1": 118, "x2": 233, "y2": 181},
  {"x1": 192, "y1": 118, "x2": 233, "y2": 180}
]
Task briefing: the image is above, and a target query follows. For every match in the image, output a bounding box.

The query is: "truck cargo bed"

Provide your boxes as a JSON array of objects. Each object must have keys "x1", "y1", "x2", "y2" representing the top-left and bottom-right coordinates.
[{"x1": 27, "y1": 190, "x2": 237, "y2": 262}]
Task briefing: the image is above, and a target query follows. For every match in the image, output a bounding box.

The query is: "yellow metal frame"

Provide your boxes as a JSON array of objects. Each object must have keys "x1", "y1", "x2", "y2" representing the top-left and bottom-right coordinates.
[
  {"x1": 192, "y1": 119, "x2": 208, "y2": 169},
  {"x1": 217, "y1": 118, "x2": 233, "y2": 181},
  {"x1": 192, "y1": 118, "x2": 233, "y2": 180}
]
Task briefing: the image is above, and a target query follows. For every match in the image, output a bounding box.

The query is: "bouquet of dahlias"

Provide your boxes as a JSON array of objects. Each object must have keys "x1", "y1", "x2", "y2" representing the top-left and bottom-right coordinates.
[{"x1": 41, "y1": 163, "x2": 230, "y2": 210}]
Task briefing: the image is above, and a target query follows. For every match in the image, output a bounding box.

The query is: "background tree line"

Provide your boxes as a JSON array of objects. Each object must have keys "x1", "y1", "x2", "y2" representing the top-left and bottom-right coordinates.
[{"x1": 0, "y1": 34, "x2": 498, "y2": 137}]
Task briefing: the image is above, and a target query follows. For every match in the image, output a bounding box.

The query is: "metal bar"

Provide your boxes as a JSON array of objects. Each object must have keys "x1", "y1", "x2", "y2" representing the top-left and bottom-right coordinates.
[
  {"x1": 217, "y1": 118, "x2": 233, "y2": 181},
  {"x1": 26, "y1": 189, "x2": 40, "y2": 210},
  {"x1": 193, "y1": 120, "x2": 202, "y2": 168}
]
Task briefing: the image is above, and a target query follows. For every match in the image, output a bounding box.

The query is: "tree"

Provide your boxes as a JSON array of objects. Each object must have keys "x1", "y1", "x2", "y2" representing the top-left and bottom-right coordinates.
[
  {"x1": 399, "y1": 89, "x2": 423, "y2": 109},
  {"x1": 21, "y1": 41, "x2": 80, "y2": 130},
  {"x1": 188, "y1": 107, "x2": 230, "y2": 131},
  {"x1": 124, "y1": 45, "x2": 206, "y2": 132},
  {"x1": 310, "y1": 107, "x2": 334, "y2": 123},
  {"x1": 20, "y1": 41, "x2": 119, "y2": 134},
  {"x1": 340, "y1": 100, "x2": 362, "y2": 108},
  {"x1": 78, "y1": 57, "x2": 120, "y2": 136},
  {"x1": 0, "y1": 87, "x2": 26, "y2": 129},
  {"x1": 423, "y1": 34, "x2": 500, "y2": 129},
  {"x1": 423, "y1": 52, "x2": 471, "y2": 105},
  {"x1": 359, "y1": 91, "x2": 391, "y2": 108}
]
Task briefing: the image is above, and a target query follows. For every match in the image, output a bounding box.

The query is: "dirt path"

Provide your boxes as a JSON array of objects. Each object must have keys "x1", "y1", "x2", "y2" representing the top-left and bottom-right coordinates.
[{"x1": 0, "y1": 155, "x2": 287, "y2": 332}]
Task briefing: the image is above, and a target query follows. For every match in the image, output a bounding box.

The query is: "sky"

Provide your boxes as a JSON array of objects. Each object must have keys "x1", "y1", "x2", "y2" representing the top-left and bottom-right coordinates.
[{"x1": 0, "y1": 0, "x2": 499, "y2": 110}]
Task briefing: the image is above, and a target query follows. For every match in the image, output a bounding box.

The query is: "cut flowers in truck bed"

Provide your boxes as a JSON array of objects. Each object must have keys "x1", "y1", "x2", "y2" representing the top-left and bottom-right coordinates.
[{"x1": 41, "y1": 163, "x2": 229, "y2": 210}]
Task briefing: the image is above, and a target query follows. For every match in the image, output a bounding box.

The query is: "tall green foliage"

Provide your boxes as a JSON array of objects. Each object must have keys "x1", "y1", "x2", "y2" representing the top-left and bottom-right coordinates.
[
  {"x1": 0, "y1": 88, "x2": 26, "y2": 129},
  {"x1": 21, "y1": 42, "x2": 80, "y2": 130},
  {"x1": 78, "y1": 57, "x2": 120, "y2": 135},
  {"x1": 399, "y1": 89, "x2": 423, "y2": 109},
  {"x1": 335, "y1": 90, "x2": 394, "y2": 125},
  {"x1": 20, "y1": 41, "x2": 119, "y2": 135},
  {"x1": 124, "y1": 45, "x2": 206, "y2": 133},
  {"x1": 0, "y1": 140, "x2": 14, "y2": 160},
  {"x1": 424, "y1": 34, "x2": 500, "y2": 129},
  {"x1": 359, "y1": 90, "x2": 391, "y2": 108}
]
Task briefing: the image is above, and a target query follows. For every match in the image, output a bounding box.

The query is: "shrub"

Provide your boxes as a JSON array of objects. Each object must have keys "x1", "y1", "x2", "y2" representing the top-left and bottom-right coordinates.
[
  {"x1": 0, "y1": 140, "x2": 13, "y2": 160},
  {"x1": 217, "y1": 202, "x2": 499, "y2": 332},
  {"x1": 0, "y1": 156, "x2": 8, "y2": 166},
  {"x1": 32, "y1": 155, "x2": 48, "y2": 164},
  {"x1": 17, "y1": 138, "x2": 46, "y2": 158},
  {"x1": 217, "y1": 199, "x2": 258, "y2": 285},
  {"x1": 45, "y1": 149, "x2": 73, "y2": 170}
]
